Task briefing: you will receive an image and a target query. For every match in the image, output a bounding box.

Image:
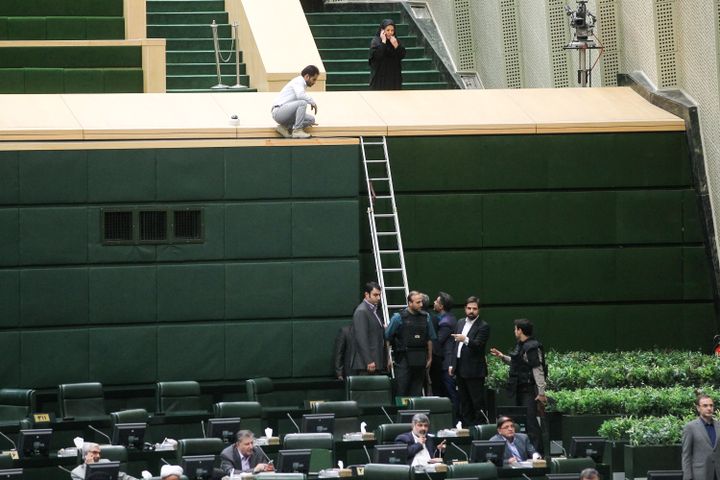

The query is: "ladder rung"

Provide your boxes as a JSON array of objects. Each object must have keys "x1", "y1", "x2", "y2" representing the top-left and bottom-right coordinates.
[
  {"x1": 374, "y1": 214, "x2": 394, "y2": 218},
  {"x1": 384, "y1": 287, "x2": 405, "y2": 290},
  {"x1": 370, "y1": 177, "x2": 389, "y2": 181},
  {"x1": 383, "y1": 268, "x2": 402, "y2": 272},
  {"x1": 363, "y1": 141, "x2": 385, "y2": 145},
  {"x1": 366, "y1": 160, "x2": 387, "y2": 163},
  {"x1": 379, "y1": 250, "x2": 400, "y2": 253},
  {"x1": 387, "y1": 304, "x2": 406, "y2": 308},
  {"x1": 375, "y1": 195, "x2": 392, "y2": 199},
  {"x1": 376, "y1": 232, "x2": 396, "y2": 236}
]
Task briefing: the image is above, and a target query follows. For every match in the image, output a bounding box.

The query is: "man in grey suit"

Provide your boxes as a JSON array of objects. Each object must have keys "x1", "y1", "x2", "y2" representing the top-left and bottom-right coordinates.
[
  {"x1": 489, "y1": 416, "x2": 541, "y2": 465},
  {"x1": 682, "y1": 394, "x2": 720, "y2": 480},
  {"x1": 351, "y1": 281, "x2": 385, "y2": 375},
  {"x1": 220, "y1": 430, "x2": 274, "y2": 475}
]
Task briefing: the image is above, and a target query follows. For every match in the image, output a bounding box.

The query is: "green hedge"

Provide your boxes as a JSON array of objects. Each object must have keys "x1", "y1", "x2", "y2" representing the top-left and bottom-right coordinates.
[
  {"x1": 487, "y1": 350, "x2": 719, "y2": 391},
  {"x1": 598, "y1": 414, "x2": 695, "y2": 446}
]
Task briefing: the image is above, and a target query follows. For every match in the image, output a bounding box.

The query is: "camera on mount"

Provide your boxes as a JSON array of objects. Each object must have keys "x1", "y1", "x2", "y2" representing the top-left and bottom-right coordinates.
[{"x1": 565, "y1": 0, "x2": 596, "y2": 42}]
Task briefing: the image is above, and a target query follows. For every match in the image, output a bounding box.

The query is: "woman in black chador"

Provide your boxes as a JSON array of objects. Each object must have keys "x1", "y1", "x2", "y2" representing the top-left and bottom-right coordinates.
[{"x1": 369, "y1": 19, "x2": 406, "y2": 90}]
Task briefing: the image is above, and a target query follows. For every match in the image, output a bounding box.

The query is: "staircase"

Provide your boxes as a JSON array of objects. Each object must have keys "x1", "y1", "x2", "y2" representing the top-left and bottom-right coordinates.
[
  {"x1": 147, "y1": 0, "x2": 254, "y2": 92},
  {"x1": 306, "y1": 6, "x2": 453, "y2": 91}
]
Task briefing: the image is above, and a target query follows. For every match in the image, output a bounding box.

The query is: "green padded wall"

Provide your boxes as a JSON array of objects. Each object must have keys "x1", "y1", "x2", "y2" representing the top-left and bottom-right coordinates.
[
  {"x1": 0, "y1": 144, "x2": 360, "y2": 388},
  {"x1": 365, "y1": 133, "x2": 717, "y2": 352}
]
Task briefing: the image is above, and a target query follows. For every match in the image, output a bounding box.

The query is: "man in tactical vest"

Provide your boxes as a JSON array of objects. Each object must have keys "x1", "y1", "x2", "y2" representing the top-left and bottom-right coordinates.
[
  {"x1": 385, "y1": 291, "x2": 438, "y2": 397},
  {"x1": 490, "y1": 318, "x2": 547, "y2": 456}
]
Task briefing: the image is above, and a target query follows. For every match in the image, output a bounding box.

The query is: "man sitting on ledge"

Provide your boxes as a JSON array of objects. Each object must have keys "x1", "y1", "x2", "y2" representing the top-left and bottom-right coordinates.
[
  {"x1": 394, "y1": 413, "x2": 446, "y2": 466},
  {"x1": 220, "y1": 430, "x2": 274, "y2": 475},
  {"x1": 489, "y1": 416, "x2": 541, "y2": 464},
  {"x1": 70, "y1": 442, "x2": 138, "y2": 480}
]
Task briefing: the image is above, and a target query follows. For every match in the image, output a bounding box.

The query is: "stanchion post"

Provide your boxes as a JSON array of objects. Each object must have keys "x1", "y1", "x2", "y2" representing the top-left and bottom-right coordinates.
[{"x1": 210, "y1": 20, "x2": 228, "y2": 89}]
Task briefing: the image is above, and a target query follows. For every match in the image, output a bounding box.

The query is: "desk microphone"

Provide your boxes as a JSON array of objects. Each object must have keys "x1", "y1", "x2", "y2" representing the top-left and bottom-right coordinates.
[
  {"x1": 380, "y1": 407, "x2": 394, "y2": 423},
  {"x1": 57, "y1": 465, "x2": 74, "y2": 475},
  {"x1": 88, "y1": 425, "x2": 112, "y2": 444},
  {"x1": 522, "y1": 474, "x2": 534, "y2": 480},
  {"x1": 286, "y1": 413, "x2": 301, "y2": 433},
  {"x1": 200, "y1": 421, "x2": 207, "y2": 438},
  {"x1": 479, "y1": 409, "x2": 490, "y2": 424},
  {"x1": 551, "y1": 440, "x2": 567, "y2": 456},
  {"x1": 161, "y1": 457, "x2": 171, "y2": 466},
  {"x1": 256, "y1": 445, "x2": 271, "y2": 463},
  {"x1": 449, "y1": 442, "x2": 469, "y2": 462},
  {"x1": 0, "y1": 431, "x2": 17, "y2": 450},
  {"x1": 362, "y1": 445, "x2": 372, "y2": 463}
]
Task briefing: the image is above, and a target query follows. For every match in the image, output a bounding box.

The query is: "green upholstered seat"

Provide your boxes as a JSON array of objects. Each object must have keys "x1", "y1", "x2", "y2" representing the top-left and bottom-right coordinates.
[
  {"x1": 156, "y1": 381, "x2": 204, "y2": 414},
  {"x1": 176, "y1": 438, "x2": 224, "y2": 460},
  {"x1": 58, "y1": 382, "x2": 106, "y2": 419},
  {"x1": 363, "y1": 463, "x2": 411, "y2": 480},
  {"x1": 110, "y1": 408, "x2": 149, "y2": 425},
  {"x1": 447, "y1": 461, "x2": 499, "y2": 479},
  {"x1": 0, "y1": 454, "x2": 14, "y2": 469},
  {"x1": 407, "y1": 396, "x2": 454, "y2": 430},
  {"x1": 99, "y1": 444, "x2": 128, "y2": 471},
  {"x1": 213, "y1": 401, "x2": 263, "y2": 437},
  {"x1": 246, "y1": 377, "x2": 300, "y2": 411},
  {"x1": 550, "y1": 457, "x2": 596, "y2": 474},
  {"x1": 374, "y1": 423, "x2": 413, "y2": 444},
  {"x1": 0, "y1": 388, "x2": 35, "y2": 424},
  {"x1": 256, "y1": 474, "x2": 306, "y2": 480},
  {"x1": 313, "y1": 400, "x2": 361, "y2": 438},
  {"x1": 282, "y1": 433, "x2": 334, "y2": 473},
  {"x1": 345, "y1": 376, "x2": 393, "y2": 408},
  {"x1": 473, "y1": 424, "x2": 499, "y2": 440}
]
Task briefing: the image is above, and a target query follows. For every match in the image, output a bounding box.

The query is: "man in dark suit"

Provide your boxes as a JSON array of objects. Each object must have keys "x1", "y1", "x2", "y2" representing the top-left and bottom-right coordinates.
[
  {"x1": 489, "y1": 416, "x2": 540, "y2": 465},
  {"x1": 394, "y1": 413, "x2": 446, "y2": 466},
  {"x1": 682, "y1": 394, "x2": 720, "y2": 480},
  {"x1": 220, "y1": 430, "x2": 274, "y2": 475},
  {"x1": 450, "y1": 296, "x2": 490, "y2": 426},
  {"x1": 350, "y1": 282, "x2": 385, "y2": 375}
]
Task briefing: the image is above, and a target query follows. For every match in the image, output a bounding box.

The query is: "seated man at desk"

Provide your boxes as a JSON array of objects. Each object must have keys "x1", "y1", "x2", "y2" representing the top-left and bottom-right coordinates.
[
  {"x1": 394, "y1": 413, "x2": 446, "y2": 466},
  {"x1": 220, "y1": 430, "x2": 274, "y2": 475},
  {"x1": 70, "y1": 442, "x2": 138, "y2": 480},
  {"x1": 490, "y1": 416, "x2": 541, "y2": 465}
]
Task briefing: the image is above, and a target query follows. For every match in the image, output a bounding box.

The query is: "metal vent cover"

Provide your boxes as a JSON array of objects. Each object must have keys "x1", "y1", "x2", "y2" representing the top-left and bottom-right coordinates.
[
  {"x1": 103, "y1": 211, "x2": 133, "y2": 243},
  {"x1": 654, "y1": 0, "x2": 678, "y2": 88},
  {"x1": 597, "y1": 0, "x2": 619, "y2": 86},
  {"x1": 500, "y1": 0, "x2": 521, "y2": 88},
  {"x1": 548, "y1": 0, "x2": 570, "y2": 87},
  {"x1": 454, "y1": 0, "x2": 475, "y2": 70}
]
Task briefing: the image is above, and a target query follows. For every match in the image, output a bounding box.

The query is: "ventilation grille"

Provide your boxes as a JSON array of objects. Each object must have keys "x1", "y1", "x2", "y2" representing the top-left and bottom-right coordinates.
[
  {"x1": 500, "y1": 0, "x2": 521, "y2": 88},
  {"x1": 140, "y1": 211, "x2": 167, "y2": 242},
  {"x1": 548, "y1": 0, "x2": 570, "y2": 87},
  {"x1": 174, "y1": 210, "x2": 203, "y2": 241},
  {"x1": 454, "y1": 0, "x2": 476, "y2": 71},
  {"x1": 103, "y1": 211, "x2": 133, "y2": 243},
  {"x1": 598, "y1": 0, "x2": 619, "y2": 86},
  {"x1": 654, "y1": 0, "x2": 678, "y2": 88}
]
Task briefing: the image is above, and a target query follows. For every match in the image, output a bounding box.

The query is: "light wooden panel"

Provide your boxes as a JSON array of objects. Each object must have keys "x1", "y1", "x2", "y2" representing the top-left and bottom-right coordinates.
[{"x1": 0, "y1": 95, "x2": 83, "y2": 141}]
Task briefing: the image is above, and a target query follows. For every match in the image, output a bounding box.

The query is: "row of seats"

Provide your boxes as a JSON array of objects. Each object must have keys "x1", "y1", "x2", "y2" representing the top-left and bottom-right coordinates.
[{"x1": 0, "y1": 16, "x2": 125, "y2": 40}]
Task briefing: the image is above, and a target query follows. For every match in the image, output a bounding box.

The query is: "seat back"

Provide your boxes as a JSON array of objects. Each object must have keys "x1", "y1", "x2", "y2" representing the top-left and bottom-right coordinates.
[
  {"x1": 345, "y1": 376, "x2": 392, "y2": 408},
  {"x1": 407, "y1": 396, "x2": 453, "y2": 430},
  {"x1": 283, "y1": 433, "x2": 334, "y2": 473},
  {"x1": 256, "y1": 474, "x2": 306, "y2": 480},
  {"x1": 156, "y1": 381, "x2": 202, "y2": 414},
  {"x1": 246, "y1": 377, "x2": 274, "y2": 403},
  {"x1": 0, "y1": 388, "x2": 36, "y2": 423},
  {"x1": 363, "y1": 463, "x2": 411, "y2": 480},
  {"x1": 0, "y1": 454, "x2": 13, "y2": 469},
  {"x1": 374, "y1": 423, "x2": 413, "y2": 444},
  {"x1": 58, "y1": 382, "x2": 105, "y2": 419},
  {"x1": 313, "y1": 401, "x2": 361, "y2": 438},
  {"x1": 110, "y1": 408, "x2": 149, "y2": 426},
  {"x1": 447, "y1": 462, "x2": 499, "y2": 479},
  {"x1": 473, "y1": 424, "x2": 499, "y2": 440},
  {"x1": 100, "y1": 444, "x2": 128, "y2": 471},
  {"x1": 177, "y1": 438, "x2": 224, "y2": 459},
  {"x1": 550, "y1": 457, "x2": 596, "y2": 474},
  {"x1": 213, "y1": 401, "x2": 263, "y2": 437}
]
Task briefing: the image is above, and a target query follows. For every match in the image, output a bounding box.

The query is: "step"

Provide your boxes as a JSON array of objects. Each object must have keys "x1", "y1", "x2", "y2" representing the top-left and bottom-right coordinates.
[
  {"x1": 327, "y1": 81, "x2": 451, "y2": 91},
  {"x1": 167, "y1": 50, "x2": 221, "y2": 63},
  {"x1": 147, "y1": 23, "x2": 231, "y2": 39},
  {"x1": 166, "y1": 37, "x2": 235, "y2": 51},
  {"x1": 305, "y1": 11, "x2": 402, "y2": 25},
  {"x1": 166, "y1": 73, "x2": 250, "y2": 89},
  {"x1": 147, "y1": 11, "x2": 229, "y2": 24},
  {"x1": 328, "y1": 70, "x2": 444, "y2": 84},
  {"x1": 324, "y1": 57, "x2": 434, "y2": 72},
  {"x1": 318, "y1": 46, "x2": 426, "y2": 60},
  {"x1": 166, "y1": 62, "x2": 245, "y2": 75},
  {"x1": 147, "y1": 0, "x2": 226, "y2": 13},
  {"x1": 313, "y1": 35, "x2": 418, "y2": 49},
  {"x1": 169, "y1": 86, "x2": 256, "y2": 93},
  {"x1": 309, "y1": 23, "x2": 410, "y2": 37}
]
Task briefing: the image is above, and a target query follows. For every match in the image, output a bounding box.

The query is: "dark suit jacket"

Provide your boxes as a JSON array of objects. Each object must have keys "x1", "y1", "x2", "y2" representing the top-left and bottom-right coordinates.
[
  {"x1": 450, "y1": 317, "x2": 490, "y2": 378},
  {"x1": 489, "y1": 432, "x2": 536, "y2": 464},
  {"x1": 220, "y1": 444, "x2": 267, "y2": 475},
  {"x1": 334, "y1": 325, "x2": 353, "y2": 378},
  {"x1": 682, "y1": 418, "x2": 720, "y2": 480},
  {"x1": 395, "y1": 431, "x2": 442, "y2": 464},
  {"x1": 432, "y1": 312, "x2": 457, "y2": 370},
  {"x1": 351, "y1": 300, "x2": 385, "y2": 371}
]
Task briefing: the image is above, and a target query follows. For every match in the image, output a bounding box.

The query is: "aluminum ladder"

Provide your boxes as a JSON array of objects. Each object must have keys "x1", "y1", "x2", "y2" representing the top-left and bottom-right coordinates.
[{"x1": 360, "y1": 136, "x2": 410, "y2": 378}]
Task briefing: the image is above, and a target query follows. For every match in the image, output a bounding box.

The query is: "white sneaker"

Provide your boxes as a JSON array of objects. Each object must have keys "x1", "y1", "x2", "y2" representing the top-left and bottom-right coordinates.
[
  {"x1": 275, "y1": 125, "x2": 291, "y2": 138},
  {"x1": 291, "y1": 128, "x2": 311, "y2": 139}
]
